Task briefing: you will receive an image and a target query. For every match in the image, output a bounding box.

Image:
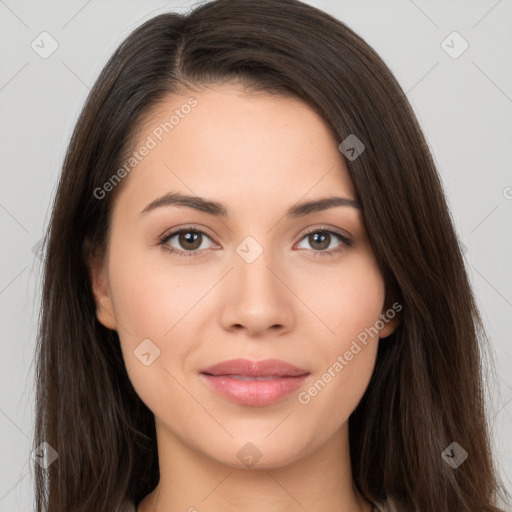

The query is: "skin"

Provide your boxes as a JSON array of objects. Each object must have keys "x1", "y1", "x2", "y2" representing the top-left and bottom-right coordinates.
[{"x1": 88, "y1": 82, "x2": 399, "y2": 512}]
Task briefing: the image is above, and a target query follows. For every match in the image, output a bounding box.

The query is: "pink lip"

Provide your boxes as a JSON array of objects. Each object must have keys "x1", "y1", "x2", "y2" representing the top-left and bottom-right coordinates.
[{"x1": 199, "y1": 358, "x2": 310, "y2": 407}]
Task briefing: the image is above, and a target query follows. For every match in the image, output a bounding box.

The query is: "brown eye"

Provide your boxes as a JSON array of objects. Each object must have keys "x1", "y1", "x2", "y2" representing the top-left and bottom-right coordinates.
[
  {"x1": 160, "y1": 228, "x2": 215, "y2": 256},
  {"x1": 308, "y1": 232, "x2": 331, "y2": 251},
  {"x1": 177, "y1": 231, "x2": 202, "y2": 250},
  {"x1": 295, "y1": 228, "x2": 351, "y2": 256}
]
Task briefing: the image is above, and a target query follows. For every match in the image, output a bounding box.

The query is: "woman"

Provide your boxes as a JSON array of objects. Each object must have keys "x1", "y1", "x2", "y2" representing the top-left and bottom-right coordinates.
[{"x1": 34, "y1": 0, "x2": 511, "y2": 511}]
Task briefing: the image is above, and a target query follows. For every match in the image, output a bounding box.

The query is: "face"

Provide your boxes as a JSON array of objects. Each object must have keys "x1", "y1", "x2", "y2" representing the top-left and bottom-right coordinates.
[{"x1": 89, "y1": 82, "x2": 398, "y2": 469}]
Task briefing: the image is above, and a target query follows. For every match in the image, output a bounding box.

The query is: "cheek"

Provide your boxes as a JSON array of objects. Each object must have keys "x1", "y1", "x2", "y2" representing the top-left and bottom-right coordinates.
[
  {"x1": 301, "y1": 251, "x2": 386, "y2": 343},
  {"x1": 108, "y1": 239, "x2": 203, "y2": 340},
  {"x1": 110, "y1": 263, "x2": 194, "y2": 413},
  {"x1": 106, "y1": 241, "x2": 201, "y2": 395},
  {"x1": 296, "y1": 252, "x2": 385, "y2": 402}
]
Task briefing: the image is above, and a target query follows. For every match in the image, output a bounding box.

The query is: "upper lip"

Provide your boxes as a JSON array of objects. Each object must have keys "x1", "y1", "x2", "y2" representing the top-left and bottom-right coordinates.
[{"x1": 200, "y1": 358, "x2": 309, "y2": 377}]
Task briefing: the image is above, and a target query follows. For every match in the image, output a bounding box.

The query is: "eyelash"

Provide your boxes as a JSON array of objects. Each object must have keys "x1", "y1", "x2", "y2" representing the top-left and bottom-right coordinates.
[
  {"x1": 157, "y1": 225, "x2": 352, "y2": 259},
  {"x1": 158, "y1": 226, "x2": 352, "y2": 258}
]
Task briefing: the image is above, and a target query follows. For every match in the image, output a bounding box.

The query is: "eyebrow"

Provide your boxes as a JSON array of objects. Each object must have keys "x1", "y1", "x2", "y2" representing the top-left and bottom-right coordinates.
[{"x1": 139, "y1": 192, "x2": 360, "y2": 218}]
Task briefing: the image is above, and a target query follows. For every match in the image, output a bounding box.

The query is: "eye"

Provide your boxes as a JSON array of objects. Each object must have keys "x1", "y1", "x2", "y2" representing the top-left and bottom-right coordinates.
[
  {"x1": 295, "y1": 227, "x2": 352, "y2": 257},
  {"x1": 158, "y1": 225, "x2": 352, "y2": 259},
  {"x1": 158, "y1": 226, "x2": 217, "y2": 258}
]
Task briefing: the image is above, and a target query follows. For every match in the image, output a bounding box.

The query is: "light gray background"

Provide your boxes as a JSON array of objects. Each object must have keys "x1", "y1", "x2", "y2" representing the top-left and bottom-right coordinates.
[{"x1": 1, "y1": 0, "x2": 511, "y2": 509}]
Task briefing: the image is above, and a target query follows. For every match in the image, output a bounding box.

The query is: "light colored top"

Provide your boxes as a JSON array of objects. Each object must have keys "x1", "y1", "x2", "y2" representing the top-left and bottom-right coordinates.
[
  {"x1": 120, "y1": 499, "x2": 389, "y2": 511},
  {"x1": 119, "y1": 500, "x2": 137, "y2": 512}
]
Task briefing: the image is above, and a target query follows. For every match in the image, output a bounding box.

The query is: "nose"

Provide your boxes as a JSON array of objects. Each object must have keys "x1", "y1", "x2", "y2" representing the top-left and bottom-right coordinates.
[{"x1": 219, "y1": 246, "x2": 294, "y2": 337}]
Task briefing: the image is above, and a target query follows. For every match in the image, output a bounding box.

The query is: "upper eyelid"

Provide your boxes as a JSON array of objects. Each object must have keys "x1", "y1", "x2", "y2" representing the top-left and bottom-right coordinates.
[
  {"x1": 161, "y1": 225, "x2": 218, "y2": 246},
  {"x1": 300, "y1": 225, "x2": 351, "y2": 239}
]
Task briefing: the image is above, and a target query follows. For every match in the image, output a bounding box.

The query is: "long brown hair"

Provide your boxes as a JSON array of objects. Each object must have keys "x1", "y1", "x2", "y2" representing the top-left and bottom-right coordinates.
[{"x1": 34, "y1": 1, "x2": 510, "y2": 510}]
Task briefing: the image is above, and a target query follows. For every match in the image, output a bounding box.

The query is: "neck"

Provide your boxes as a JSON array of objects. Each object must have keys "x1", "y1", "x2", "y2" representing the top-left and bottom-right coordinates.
[{"x1": 137, "y1": 419, "x2": 373, "y2": 512}]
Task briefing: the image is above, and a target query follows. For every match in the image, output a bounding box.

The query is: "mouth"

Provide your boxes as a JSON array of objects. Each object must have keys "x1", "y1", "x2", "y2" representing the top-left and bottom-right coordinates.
[
  {"x1": 199, "y1": 358, "x2": 310, "y2": 407},
  {"x1": 215, "y1": 375, "x2": 289, "y2": 381}
]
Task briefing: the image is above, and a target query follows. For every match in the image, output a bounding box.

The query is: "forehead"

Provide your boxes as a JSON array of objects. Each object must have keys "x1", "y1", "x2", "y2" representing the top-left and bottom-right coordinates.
[{"x1": 114, "y1": 82, "x2": 357, "y2": 220}]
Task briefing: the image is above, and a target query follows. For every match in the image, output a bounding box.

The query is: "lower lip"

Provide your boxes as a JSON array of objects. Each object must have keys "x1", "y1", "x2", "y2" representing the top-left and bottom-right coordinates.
[{"x1": 200, "y1": 374, "x2": 310, "y2": 406}]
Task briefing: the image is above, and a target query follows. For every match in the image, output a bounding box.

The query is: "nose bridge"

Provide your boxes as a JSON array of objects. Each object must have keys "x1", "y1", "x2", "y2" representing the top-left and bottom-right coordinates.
[
  {"x1": 234, "y1": 236, "x2": 283, "y2": 305},
  {"x1": 220, "y1": 234, "x2": 293, "y2": 334}
]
